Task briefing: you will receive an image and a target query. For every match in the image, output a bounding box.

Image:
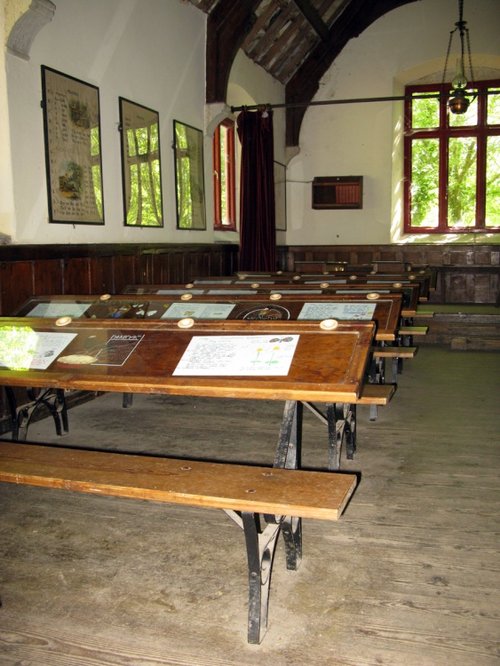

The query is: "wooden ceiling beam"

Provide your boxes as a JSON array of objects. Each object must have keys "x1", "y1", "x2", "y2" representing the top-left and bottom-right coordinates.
[
  {"x1": 285, "y1": 0, "x2": 420, "y2": 146},
  {"x1": 292, "y1": 0, "x2": 330, "y2": 41},
  {"x1": 206, "y1": 0, "x2": 260, "y2": 103}
]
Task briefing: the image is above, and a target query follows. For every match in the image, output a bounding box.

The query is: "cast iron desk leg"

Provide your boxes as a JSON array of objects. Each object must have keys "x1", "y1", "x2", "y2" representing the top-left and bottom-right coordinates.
[{"x1": 5, "y1": 387, "x2": 68, "y2": 441}]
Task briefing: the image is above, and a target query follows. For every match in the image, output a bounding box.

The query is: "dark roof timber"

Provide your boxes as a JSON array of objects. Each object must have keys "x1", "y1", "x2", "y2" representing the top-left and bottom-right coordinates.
[
  {"x1": 197, "y1": 0, "x2": 420, "y2": 147},
  {"x1": 206, "y1": 0, "x2": 260, "y2": 104},
  {"x1": 285, "y1": 0, "x2": 419, "y2": 146}
]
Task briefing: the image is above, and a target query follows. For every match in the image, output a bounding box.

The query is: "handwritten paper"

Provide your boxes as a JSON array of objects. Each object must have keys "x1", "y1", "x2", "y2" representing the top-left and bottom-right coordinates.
[
  {"x1": 0, "y1": 329, "x2": 77, "y2": 370},
  {"x1": 173, "y1": 334, "x2": 299, "y2": 376},
  {"x1": 26, "y1": 302, "x2": 91, "y2": 318},
  {"x1": 161, "y1": 302, "x2": 235, "y2": 320},
  {"x1": 298, "y1": 302, "x2": 376, "y2": 320}
]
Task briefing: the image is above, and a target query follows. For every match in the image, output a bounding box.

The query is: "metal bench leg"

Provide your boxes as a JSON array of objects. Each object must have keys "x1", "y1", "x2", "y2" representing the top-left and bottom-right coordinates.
[
  {"x1": 241, "y1": 512, "x2": 282, "y2": 644},
  {"x1": 280, "y1": 515, "x2": 302, "y2": 570},
  {"x1": 344, "y1": 403, "x2": 357, "y2": 457},
  {"x1": 274, "y1": 400, "x2": 302, "y2": 470}
]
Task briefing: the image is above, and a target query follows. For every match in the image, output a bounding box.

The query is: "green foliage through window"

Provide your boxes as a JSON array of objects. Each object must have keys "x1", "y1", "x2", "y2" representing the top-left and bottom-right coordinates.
[
  {"x1": 404, "y1": 81, "x2": 500, "y2": 234},
  {"x1": 174, "y1": 120, "x2": 206, "y2": 230},
  {"x1": 119, "y1": 98, "x2": 163, "y2": 227}
]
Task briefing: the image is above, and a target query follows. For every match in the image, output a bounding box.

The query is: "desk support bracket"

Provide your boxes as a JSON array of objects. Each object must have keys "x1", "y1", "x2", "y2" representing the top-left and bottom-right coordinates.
[
  {"x1": 222, "y1": 398, "x2": 307, "y2": 643},
  {"x1": 224, "y1": 509, "x2": 299, "y2": 645},
  {"x1": 5, "y1": 387, "x2": 68, "y2": 441}
]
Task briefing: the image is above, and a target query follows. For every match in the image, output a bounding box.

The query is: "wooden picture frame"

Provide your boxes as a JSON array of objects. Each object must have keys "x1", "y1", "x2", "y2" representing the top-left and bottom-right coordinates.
[
  {"x1": 173, "y1": 120, "x2": 206, "y2": 230},
  {"x1": 41, "y1": 66, "x2": 104, "y2": 225},
  {"x1": 119, "y1": 98, "x2": 163, "y2": 227}
]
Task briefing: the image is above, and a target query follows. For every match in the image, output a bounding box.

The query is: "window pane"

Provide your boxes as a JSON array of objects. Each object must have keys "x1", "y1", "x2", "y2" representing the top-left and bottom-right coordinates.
[
  {"x1": 220, "y1": 127, "x2": 228, "y2": 223},
  {"x1": 410, "y1": 138, "x2": 439, "y2": 227},
  {"x1": 487, "y1": 89, "x2": 500, "y2": 125},
  {"x1": 449, "y1": 89, "x2": 478, "y2": 127},
  {"x1": 412, "y1": 94, "x2": 439, "y2": 128},
  {"x1": 448, "y1": 137, "x2": 476, "y2": 226},
  {"x1": 126, "y1": 164, "x2": 139, "y2": 225},
  {"x1": 486, "y1": 135, "x2": 500, "y2": 226}
]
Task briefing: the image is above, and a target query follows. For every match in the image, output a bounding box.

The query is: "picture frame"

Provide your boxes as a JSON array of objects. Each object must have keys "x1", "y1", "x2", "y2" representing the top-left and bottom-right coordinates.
[
  {"x1": 274, "y1": 161, "x2": 287, "y2": 231},
  {"x1": 173, "y1": 120, "x2": 206, "y2": 230},
  {"x1": 119, "y1": 97, "x2": 163, "y2": 227},
  {"x1": 41, "y1": 66, "x2": 104, "y2": 225}
]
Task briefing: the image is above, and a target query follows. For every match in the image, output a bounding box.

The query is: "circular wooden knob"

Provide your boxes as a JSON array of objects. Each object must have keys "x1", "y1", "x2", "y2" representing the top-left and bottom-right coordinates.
[
  {"x1": 55, "y1": 316, "x2": 72, "y2": 326},
  {"x1": 320, "y1": 318, "x2": 339, "y2": 330},
  {"x1": 177, "y1": 318, "x2": 195, "y2": 329}
]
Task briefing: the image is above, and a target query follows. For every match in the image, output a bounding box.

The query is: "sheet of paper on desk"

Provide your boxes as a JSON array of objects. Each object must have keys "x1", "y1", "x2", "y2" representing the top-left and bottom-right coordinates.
[
  {"x1": 26, "y1": 303, "x2": 91, "y2": 318},
  {"x1": 0, "y1": 330, "x2": 77, "y2": 370},
  {"x1": 298, "y1": 302, "x2": 376, "y2": 320},
  {"x1": 91, "y1": 334, "x2": 144, "y2": 366},
  {"x1": 336, "y1": 289, "x2": 391, "y2": 294},
  {"x1": 173, "y1": 334, "x2": 299, "y2": 376},
  {"x1": 161, "y1": 302, "x2": 236, "y2": 320}
]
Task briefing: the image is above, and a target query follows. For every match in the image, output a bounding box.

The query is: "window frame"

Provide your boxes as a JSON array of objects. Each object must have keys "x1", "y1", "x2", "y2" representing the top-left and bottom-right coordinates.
[
  {"x1": 403, "y1": 79, "x2": 500, "y2": 234},
  {"x1": 213, "y1": 118, "x2": 236, "y2": 231}
]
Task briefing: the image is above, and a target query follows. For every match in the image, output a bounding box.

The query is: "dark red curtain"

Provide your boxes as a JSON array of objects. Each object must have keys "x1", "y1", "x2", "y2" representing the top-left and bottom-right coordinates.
[{"x1": 237, "y1": 109, "x2": 276, "y2": 271}]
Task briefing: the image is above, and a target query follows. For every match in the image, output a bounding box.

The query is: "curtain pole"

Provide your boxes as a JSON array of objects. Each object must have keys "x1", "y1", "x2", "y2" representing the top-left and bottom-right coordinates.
[{"x1": 230, "y1": 90, "x2": 492, "y2": 113}]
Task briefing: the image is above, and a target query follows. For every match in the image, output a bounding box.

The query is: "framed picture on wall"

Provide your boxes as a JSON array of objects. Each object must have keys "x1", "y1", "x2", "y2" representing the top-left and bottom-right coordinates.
[
  {"x1": 173, "y1": 120, "x2": 206, "y2": 230},
  {"x1": 41, "y1": 66, "x2": 104, "y2": 225},
  {"x1": 274, "y1": 161, "x2": 287, "y2": 231},
  {"x1": 119, "y1": 98, "x2": 163, "y2": 227}
]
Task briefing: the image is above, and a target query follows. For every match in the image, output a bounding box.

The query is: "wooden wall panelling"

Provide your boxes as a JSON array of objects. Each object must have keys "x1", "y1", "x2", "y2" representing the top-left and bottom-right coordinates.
[
  {"x1": 63, "y1": 257, "x2": 92, "y2": 294},
  {"x1": 138, "y1": 252, "x2": 156, "y2": 285},
  {"x1": 33, "y1": 259, "x2": 63, "y2": 297},
  {"x1": 440, "y1": 267, "x2": 500, "y2": 303},
  {"x1": 89, "y1": 255, "x2": 116, "y2": 294},
  {"x1": 154, "y1": 252, "x2": 174, "y2": 284},
  {"x1": 111, "y1": 254, "x2": 140, "y2": 293},
  {"x1": 0, "y1": 261, "x2": 34, "y2": 315},
  {"x1": 185, "y1": 250, "x2": 211, "y2": 281}
]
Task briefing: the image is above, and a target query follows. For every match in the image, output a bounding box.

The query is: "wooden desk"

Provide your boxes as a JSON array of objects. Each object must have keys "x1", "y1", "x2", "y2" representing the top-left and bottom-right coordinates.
[
  {"x1": 123, "y1": 282, "x2": 421, "y2": 318},
  {"x1": 194, "y1": 273, "x2": 430, "y2": 300},
  {"x1": 0, "y1": 317, "x2": 375, "y2": 468},
  {"x1": 16, "y1": 292, "x2": 402, "y2": 342},
  {"x1": 1, "y1": 317, "x2": 372, "y2": 644}
]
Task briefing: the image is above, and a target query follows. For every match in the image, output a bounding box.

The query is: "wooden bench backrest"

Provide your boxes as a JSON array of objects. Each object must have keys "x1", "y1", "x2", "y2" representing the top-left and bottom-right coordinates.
[{"x1": 0, "y1": 443, "x2": 357, "y2": 521}]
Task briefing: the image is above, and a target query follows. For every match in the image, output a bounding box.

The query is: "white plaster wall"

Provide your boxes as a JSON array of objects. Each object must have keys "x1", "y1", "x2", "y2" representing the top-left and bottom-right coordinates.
[
  {"x1": 0, "y1": 1, "x2": 15, "y2": 241},
  {"x1": 286, "y1": 0, "x2": 500, "y2": 246},
  {"x1": 5, "y1": 0, "x2": 209, "y2": 244}
]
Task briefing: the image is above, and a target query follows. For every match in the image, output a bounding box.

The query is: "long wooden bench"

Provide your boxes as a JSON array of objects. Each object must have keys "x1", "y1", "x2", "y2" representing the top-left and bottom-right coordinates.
[
  {"x1": 371, "y1": 345, "x2": 418, "y2": 383},
  {"x1": 0, "y1": 441, "x2": 357, "y2": 644}
]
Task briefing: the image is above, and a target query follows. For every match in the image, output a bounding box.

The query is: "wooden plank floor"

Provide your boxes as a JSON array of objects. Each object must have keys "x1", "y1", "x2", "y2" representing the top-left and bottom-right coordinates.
[{"x1": 0, "y1": 347, "x2": 499, "y2": 665}]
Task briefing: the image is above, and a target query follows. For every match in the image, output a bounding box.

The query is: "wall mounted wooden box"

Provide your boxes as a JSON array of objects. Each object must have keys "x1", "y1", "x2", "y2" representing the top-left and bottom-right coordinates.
[{"x1": 312, "y1": 176, "x2": 363, "y2": 209}]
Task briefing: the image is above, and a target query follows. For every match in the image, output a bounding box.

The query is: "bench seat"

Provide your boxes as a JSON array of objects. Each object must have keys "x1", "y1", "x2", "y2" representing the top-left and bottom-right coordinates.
[{"x1": 0, "y1": 441, "x2": 356, "y2": 644}]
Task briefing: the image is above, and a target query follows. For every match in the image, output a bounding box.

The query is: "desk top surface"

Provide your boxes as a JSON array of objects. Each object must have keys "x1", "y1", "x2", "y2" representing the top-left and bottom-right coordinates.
[
  {"x1": 0, "y1": 318, "x2": 375, "y2": 402},
  {"x1": 15, "y1": 293, "x2": 402, "y2": 341},
  {"x1": 123, "y1": 282, "x2": 421, "y2": 314}
]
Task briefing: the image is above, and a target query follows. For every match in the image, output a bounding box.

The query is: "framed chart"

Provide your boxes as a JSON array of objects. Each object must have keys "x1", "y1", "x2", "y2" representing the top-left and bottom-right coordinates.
[
  {"x1": 41, "y1": 66, "x2": 104, "y2": 225},
  {"x1": 173, "y1": 120, "x2": 206, "y2": 230},
  {"x1": 119, "y1": 97, "x2": 163, "y2": 227}
]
